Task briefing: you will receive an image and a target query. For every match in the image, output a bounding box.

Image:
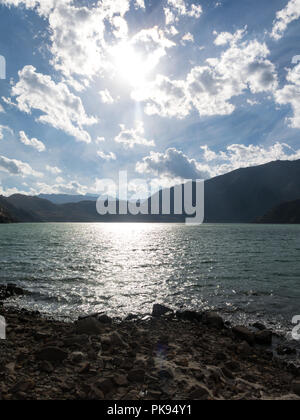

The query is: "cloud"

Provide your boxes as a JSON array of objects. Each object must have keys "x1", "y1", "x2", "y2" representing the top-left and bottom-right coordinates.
[
  {"x1": 133, "y1": 33, "x2": 278, "y2": 118},
  {"x1": 0, "y1": 154, "x2": 43, "y2": 177},
  {"x1": 19, "y1": 130, "x2": 46, "y2": 152},
  {"x1": 46, "y1": 165, "x2": 62, "y2": 175},
  {"x1": 115, "y1": 121, "x2": 155, "y2": 148},
  {"x1": 99, "y1": 89, "x2": 114, "y2": 104},
  {"x1": 181, "y1": 32, "x2": 194, "y2": 45},
  {"x1": 0, "y1": 124, "x2": 13, "y2": 140},
  {"x1": 0, "y1": 103, "x2": 4, "y2": 113},
  {"x1": 200, "y1": 142, "x2": 300, "y2": 176},
  {"x1": 165, "y1": 0, "x2": 203, "y2": 25},
  {"x1": 0, "y1": 0, "x2": 71, "y2": 17},
  {"x1": 136, "y1": 148, "x2": 211, "y2": 179},
  {"x1": 214, "y1": 27, "x2": 246, "y2": 46},
  {"x1": 274, "y1": 63, "x2": 300, "y2": 128},
  {"x1": 9, "y1": 66, "x2": 97, "y2": 143},
  {"x1": 271, "y1": 0, "x2": 300, "y2": 40},
  {"x1": 97, "y1": 150, "x2": 116, "y2": 161}
]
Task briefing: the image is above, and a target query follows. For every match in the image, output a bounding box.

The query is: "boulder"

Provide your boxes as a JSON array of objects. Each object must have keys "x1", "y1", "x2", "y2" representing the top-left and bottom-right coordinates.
[
  {"x1": 36, "y1": 347, "x2": 68, "y2": 362},
  {"x1": 75, "y1": 317, "x2": 102, "y2": 335},
  {"x1": 255, "y1": 330, "x2": 273, "y2": 346},
  {"x1": 203, "y1": 312, "x2": 224, "y2": 329},
  {"x1": 152, "y1": 304, "x2": 173, "y2": 318},
  {"x1": 253, "y1": 322, "x2": 266, "y2": 331},
  {"x1": 176, "y1": 311, "x2": 203, "y2": 322},
  {"x1": 95, "y1": 378, "x2": 114, "y2": 395},
  {"x1": 232, "y1": 326, "x2": 255, "y2": 345}
]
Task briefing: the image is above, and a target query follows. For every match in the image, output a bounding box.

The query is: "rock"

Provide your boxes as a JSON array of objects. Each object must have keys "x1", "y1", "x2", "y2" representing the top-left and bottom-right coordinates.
[
  {"x1": 159, "y1": 368, "x2": 174, "y2": 380},
  {"x1": 255, "y1": 330, "x2": 272, "y2": 346},
  {"x1": 176, "y1": 311, "x2": 203, "y2": 322},
  {"x1": 96, "y1": 378, "x2": 114, "y2": 395},
  {"x1": 36, "y1": 347, "x2": 68, "y2": 362},
  {"x1": 39, "y1": 361, "x2": 54, "y2": 374},
  {"x1": 237, "y1": 341, "x2": 252, "y2": 356},
  {"x1": 6, "y1": 284, "x2": 25, "y2": 297},
  {"x1": 152, "y1": 304, "x2": 173, "y2": 318},
  {"x1": 253, "y1": 322, "x2": 266, "y2": 331},
  {"x1": 125, "y1": 314, "x2": 139, "y2": 321},
  {"x1": 70, "y1": 351, "x2": 85, "y2": 363},
  {"x1": 292, "y1": 381, "x2": 300, "y2": 397},
  {"x1": 203, "y1": 312, "x2": 224, "y2": 329},
  {"x1": 75, "y1": 317, "x2": 102, "y2": 335},
  {"x1": 128, "y1": 369, "x2": 145, "y2": 383},
  {"x1": 277, "y1": 345, "x2": 297, "y2": 356},
  {"x1": 232, "y1": 326, "x2": 255, "y2": 345},
  {"x1": 97, "y1": 314, "x2": 112, "y2": 324},
  {"x1": 113, "y1": 374, "x2": 128, "y2": 387},
  {"x1": 189, "y1": 384, "x2": 211, "y2": 400},
  {"x1": 78, "y1": 362, "x2": 90, "y2": 374}
]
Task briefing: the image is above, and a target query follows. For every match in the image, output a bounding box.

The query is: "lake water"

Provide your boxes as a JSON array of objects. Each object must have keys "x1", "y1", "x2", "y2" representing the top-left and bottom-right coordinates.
[{"x1": 0, "y1": 223, "x2": 300, "y2": 336}]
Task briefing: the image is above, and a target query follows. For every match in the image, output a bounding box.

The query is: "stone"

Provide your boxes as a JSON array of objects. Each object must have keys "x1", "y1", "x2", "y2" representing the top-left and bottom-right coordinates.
[
  {"x1": 70, "y1": 351, "x2": 85, "y2": 363},
  {"x1": 232, "y1": 326, "x2": 255, "y2": 345},
  {"x1": 96, "y1": 378, "x2": 114, "y2": 395},
  {"x1": 108, "y1": 331, "x2": 128, "y2": 347},
  {"x1": 97, "y1": 314, "x2": 112, "y2": 324},
  {"x1": 113, "y1": 374, "x2": 128, "y2": 387},
  {"x1": 255, "y1": 330, "x2": 272, "y2": 346},
  {"x1": 203, "y1": 312, "x2": 224, "y2": 329},
  {"x1": 39, "y1": 361, "x2": 54, "y2": 374},
  {"x1": 292, "y1": 381, "x2": 300, "y2": 397},
  {"x1": 277, "y1": 345, "x2": 297, "y2": 356},
  {"x1": 75, "y1": 317, "x2": 102, "y2": 335},
  {"x1": 36, "y1": 347, "x2": 68, "y2": 362},
  {"x1": 128, "y1": 369, "x2": 145, "y2": 383},
  {"x1": 176, "y1": 311, "x2": 203, "y2": 322},
  {"x1": 152, "y1": 304, "x2": 173, "y2": 318},
  {"x1": 189, "y1": 385, "x2": 211, "y2": 400},
  {"x1": 253, "y1": 322, "x2": 266, "y2": 331}
]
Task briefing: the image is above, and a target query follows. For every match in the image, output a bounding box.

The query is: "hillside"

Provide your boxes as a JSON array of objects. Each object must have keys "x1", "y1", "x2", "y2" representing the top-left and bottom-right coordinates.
[{"x1": 256, "y1": 199, "x2": 300, "y2": 224}]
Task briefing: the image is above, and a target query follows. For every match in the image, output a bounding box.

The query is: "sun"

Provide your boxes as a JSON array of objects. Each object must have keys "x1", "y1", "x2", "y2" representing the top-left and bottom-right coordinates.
[{"x1": 111, "y1": 42, "x2": 154, "y2": 87}]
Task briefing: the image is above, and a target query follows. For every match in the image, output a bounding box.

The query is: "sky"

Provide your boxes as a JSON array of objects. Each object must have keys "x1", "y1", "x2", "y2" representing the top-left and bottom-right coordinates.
[{"x1": 0, "y1": 0, "x2": 300, "y2": 198}]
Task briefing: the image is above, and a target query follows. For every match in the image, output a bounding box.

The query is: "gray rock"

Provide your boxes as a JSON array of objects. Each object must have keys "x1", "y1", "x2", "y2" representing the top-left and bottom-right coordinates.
[{"x1": 70, "y1": 351, "x2": 85, "y2": 363}]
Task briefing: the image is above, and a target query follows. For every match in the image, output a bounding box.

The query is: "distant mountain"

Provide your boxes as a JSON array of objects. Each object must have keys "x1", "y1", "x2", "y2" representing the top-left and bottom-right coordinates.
[
  {"x1": 1, "y1": 159, "x2": 300, "y2": 223},
  {"x1": 38, "y1": 194, "x2": 98, "y2": 205},
  {"x1": 255, "y1": 199, "x2": 300, "y2": 224}
]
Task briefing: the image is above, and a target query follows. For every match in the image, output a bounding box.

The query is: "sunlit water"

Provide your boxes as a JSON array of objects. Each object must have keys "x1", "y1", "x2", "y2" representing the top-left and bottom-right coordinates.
[{"x1": 0, "y1": 223, "x2": 300, "y2": 335}]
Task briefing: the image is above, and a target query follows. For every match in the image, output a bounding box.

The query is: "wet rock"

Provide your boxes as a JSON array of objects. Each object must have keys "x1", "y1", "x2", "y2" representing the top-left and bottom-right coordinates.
[
  {"x1": 152, "y1": 304, "x2": 173, "y2": 318},
  {"x1": 97, "y1": 314, "x2": 112, "y2": 324},
  {"x1": 125, "y1": 314, "x2": 139, "y2": 321},
  {"x1": 36, "y1": 347, "x2": 68, "y2": 362},
  {"x1": 203, "y1": 312, "x2": 224, "y2": 329},
  {"x1": 75, "y1": 317, "x2": 102, "y2": 336},
  {"x1": 232, "y1": 326, "x2": 255, "y2": 345},
  {"x1": 255, "y1": 330, "x2": 272, "y2": 346}
]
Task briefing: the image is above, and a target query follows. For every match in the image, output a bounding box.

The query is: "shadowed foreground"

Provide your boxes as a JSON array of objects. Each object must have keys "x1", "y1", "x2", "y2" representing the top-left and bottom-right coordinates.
[{"x1": 0, "y1": 303, "x2": 300, "y2": 401}]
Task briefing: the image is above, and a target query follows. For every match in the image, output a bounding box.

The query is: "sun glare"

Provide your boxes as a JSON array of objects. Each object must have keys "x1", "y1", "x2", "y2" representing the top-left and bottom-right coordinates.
[{"x1": 111, "y1": 42, "x2": 154, "y2": 87}]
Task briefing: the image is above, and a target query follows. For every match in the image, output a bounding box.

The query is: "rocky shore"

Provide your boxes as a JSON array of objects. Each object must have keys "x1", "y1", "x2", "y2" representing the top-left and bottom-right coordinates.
[{"x1": 1, "y1": 288, "x2": 300, "y2": 400}]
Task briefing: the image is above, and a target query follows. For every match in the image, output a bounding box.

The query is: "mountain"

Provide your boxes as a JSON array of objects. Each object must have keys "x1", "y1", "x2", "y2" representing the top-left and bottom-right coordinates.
[
  {"x1": 255, "y1": 199, "x2": 300, "y2": 224},
  {"x1": 204, "y1": 159, "x2": 300, "y2": 223},
  {"x1": 38, "y1": 194, "x2": 98, "y2": 205},
  {"x1": 0, "y1": 206, "x2": 15, "y2": 223},
  {"x1": 1, "y1": 159, "x2": 300, "y2": 223}
]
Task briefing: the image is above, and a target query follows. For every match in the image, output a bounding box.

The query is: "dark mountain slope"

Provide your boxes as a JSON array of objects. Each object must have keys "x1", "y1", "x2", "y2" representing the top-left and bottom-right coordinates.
[
  {"x1": 256, "y1": 199, "x2": 300, "y2": 224},
  {"x1": 204, "y1": 160, "x2": 300, "y2": 222}
]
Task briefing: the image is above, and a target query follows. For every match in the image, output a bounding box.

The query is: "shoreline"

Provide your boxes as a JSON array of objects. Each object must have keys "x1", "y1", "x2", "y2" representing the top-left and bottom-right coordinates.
[{"x1": 1, "y1": 288, "x2": 300, "y2": 400}]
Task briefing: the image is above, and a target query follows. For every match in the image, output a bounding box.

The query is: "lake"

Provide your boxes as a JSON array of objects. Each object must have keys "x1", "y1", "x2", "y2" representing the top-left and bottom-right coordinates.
[{"x1": 0, "y1": 223, "x2": 299, "y2": 336}]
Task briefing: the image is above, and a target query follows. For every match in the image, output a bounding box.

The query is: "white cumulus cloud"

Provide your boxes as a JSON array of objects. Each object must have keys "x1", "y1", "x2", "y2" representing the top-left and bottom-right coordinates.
[
  {"x1": 271, "y1": 0, "x2": 300, "y2": 40},
  {"x1": 19, "y1": 130, "x2": 46, "y2": 152},
  {"x1": 115, "y1": 121, "x2": 155, "y2": 148}
]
